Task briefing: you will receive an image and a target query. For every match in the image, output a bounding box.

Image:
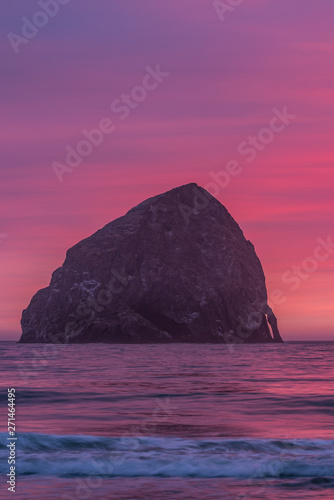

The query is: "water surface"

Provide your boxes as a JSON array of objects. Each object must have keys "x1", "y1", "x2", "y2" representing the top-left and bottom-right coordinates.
[{"x1": 1, "y1": 341, "x2": 333, "y2": 499}]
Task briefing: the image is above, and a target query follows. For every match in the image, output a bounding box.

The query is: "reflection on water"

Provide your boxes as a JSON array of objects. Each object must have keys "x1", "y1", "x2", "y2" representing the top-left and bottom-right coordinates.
[{"x1": 1, "y1": 340, "x2": 334, "y2": 499}]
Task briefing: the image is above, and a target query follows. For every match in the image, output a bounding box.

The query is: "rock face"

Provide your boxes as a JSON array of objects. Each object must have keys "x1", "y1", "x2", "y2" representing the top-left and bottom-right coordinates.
[{"x1": 20, "y1": 183, "x2": 283, "y2": 344}]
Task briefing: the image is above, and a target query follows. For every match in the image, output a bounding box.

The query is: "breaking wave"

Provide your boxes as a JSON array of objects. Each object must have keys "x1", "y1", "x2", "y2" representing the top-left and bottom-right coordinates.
[{"x1": 1, "y1": 433, "x2": 334, "y2": 479}]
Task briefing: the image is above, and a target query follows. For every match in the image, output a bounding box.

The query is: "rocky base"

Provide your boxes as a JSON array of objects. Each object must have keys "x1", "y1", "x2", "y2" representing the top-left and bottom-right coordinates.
[{"x1": 20, "y1": 184, "x2": 283, "y2": 344}]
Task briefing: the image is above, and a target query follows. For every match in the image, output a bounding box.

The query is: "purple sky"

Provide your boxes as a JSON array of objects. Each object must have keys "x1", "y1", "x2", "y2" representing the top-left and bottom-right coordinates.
[{"x1": 1, "y1": 0, "x2": 334, "y2": 340}]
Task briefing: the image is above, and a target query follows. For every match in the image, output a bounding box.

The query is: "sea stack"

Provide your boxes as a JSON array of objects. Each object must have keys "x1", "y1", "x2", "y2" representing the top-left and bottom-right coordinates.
[{"x1": 20, "y1": 184, "x2": 283, "y2": 344}]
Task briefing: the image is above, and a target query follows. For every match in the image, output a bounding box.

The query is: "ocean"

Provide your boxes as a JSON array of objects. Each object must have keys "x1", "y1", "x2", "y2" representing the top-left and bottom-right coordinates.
[{"x1": 1, "y1": 340, "x2": 334, "y2": 499}]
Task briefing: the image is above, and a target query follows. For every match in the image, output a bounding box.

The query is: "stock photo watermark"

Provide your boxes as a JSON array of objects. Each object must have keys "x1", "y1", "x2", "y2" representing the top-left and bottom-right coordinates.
[
  {"x1": 213, "y1": 0, "x2": 244, "y2": 22},
  {"x1": 0, "y1": 234, "x2": 8, "y2": 246},
  {"x1": 61, "y1": 396, "x2": 179, "y2": 500},
  {"x1": 7, "y1": 0, "x2": 71, "y2": 54},
  {"x1": 281, "y1": 236, "x2": 334, "y2": 293},
  {"x1": 68, "y1": 270, "x2": 131, "y2": 328},
  {"x1": 268, "y1": 235, "x2": 334, "y2": 305},
  {"x1": 6, "y1": 388, "x2": 16, "y2": 494},
  {"x1": 224, "y1": 234, "x2": 334, "y2": 350},
  {"x1": 178, "y1": 106, "x2": 296, "y2": 224},
  {"x1": 206, "y1": 106, "x2": 296, "y2": 199},
  {"x1": 16, "y1": 268, "x2": 131, "y2": 384},
  {"x1": 51, "y1": 64, "x2": 170, "y2": 182}
]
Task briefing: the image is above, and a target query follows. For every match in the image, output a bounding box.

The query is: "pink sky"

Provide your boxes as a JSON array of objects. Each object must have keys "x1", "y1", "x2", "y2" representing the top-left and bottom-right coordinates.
[{"x1": 1, "y1": 0, "x2": 333, "y2": 340}]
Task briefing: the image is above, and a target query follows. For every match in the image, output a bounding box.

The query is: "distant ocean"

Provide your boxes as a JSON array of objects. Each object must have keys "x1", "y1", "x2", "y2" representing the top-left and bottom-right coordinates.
[{"x1": 1, "y1": 341, "x2": 334, "y2": 499}]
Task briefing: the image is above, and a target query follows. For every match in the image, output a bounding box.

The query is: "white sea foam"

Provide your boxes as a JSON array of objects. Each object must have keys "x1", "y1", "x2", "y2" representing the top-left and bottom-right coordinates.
[{"x1": 1, "y1": 433, "x2": 334, "y2": 479}]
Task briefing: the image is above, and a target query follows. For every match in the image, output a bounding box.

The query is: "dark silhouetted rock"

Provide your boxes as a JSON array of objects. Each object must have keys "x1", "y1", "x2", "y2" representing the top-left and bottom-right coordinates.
[{"x1": 20, "y1": 184, "x2": 283, "y2": 344}]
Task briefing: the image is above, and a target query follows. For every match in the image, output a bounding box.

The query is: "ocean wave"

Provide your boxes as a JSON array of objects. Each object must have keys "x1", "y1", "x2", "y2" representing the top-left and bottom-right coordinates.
[{"x1": 1, "y1": 433, "x2": 334, "y2": 479}]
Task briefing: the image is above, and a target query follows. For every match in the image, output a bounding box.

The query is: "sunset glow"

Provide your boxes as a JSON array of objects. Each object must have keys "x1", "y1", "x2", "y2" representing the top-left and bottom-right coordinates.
[{"x1": 1, "y1": 0, "x2": 334, "y2": 339}]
